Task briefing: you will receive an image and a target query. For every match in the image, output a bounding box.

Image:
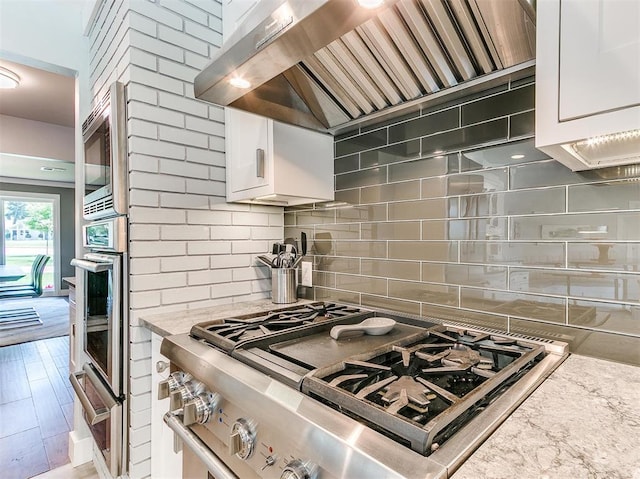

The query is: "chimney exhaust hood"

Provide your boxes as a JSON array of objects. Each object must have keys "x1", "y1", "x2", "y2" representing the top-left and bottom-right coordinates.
[{"x1": 194, "y1": 0, "x2": 536, "y2": 133}]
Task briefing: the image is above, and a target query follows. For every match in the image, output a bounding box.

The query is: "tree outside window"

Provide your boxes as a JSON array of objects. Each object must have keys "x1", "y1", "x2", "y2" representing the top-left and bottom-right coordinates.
[{"x1": 25, "y1": 203, "x2": 54, "y2": 254}]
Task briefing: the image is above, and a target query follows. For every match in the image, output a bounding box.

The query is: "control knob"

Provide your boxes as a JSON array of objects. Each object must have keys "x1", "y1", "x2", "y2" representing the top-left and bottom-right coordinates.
[
  {"x1": 280, "y1": 459, "x2": 318, "y2": 479},
  {"x1": 183, "y1": 391, "x2": 220, "y2": 426},
  {"x1": 229, "y1": 418, "x2": 256, "y2": 460},
  {"x1": 170, "y1": 379, "x2": 205, "y2": 411},
  {"x1": 157, "y1": 371, "x2": 191, "y2": 400}
]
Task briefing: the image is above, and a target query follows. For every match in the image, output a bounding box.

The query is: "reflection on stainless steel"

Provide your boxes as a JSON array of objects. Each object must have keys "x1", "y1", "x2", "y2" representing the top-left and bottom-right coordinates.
[
  {"x1": 160, "y1": 304, "x2": 567, "y2": 478},
  {"x1": 195, "y1": 0, "x2": 536, "y2": 132}
]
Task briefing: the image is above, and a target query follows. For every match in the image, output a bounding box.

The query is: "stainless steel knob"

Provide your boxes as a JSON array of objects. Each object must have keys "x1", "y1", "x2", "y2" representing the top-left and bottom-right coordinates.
[
  {"x1": 158, "y1": 371, "x2": 191, "y2": 400},
  {"x1": 183, "y1": 392, "x2": 220, "y2": 426},
  {"x1": 169, "y1": 379, "x2": 204, "y2": 411},
  {"x1": 280, "y1": 459, "x2": 318, "y2": 479},
  {"x1": 229, "y1": 418, "x2": 256, "y2": 460},
  {"x1": 156, "y1": 360, "x2": 169, "y2": 373}
]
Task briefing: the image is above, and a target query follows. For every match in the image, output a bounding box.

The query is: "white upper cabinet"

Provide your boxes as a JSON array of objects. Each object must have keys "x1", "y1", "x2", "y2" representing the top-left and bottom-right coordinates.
[
  {"x1": 536, "y1": 0, "x2": 640, "y2": 170},
  {"x1": 225, "y1": 108, "x2": 334, "y2": 206}
]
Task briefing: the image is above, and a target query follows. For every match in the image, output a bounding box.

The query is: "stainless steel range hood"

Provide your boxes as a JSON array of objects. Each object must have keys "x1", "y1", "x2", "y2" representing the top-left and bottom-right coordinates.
[{"x1": 194, "y1": 0, "x2": 536, "y2": 133}]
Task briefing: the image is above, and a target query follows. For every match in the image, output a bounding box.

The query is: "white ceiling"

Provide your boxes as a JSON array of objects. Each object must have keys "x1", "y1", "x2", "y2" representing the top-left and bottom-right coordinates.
[{"x1": 0, "y1": 58, "x2": 75, "y2": 185}]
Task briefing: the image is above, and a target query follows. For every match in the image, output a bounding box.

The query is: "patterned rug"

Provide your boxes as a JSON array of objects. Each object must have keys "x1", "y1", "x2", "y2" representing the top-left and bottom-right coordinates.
[
  {"x1": 0, "y1": 306, "x2": 42, "y2": 330},
  {"x1": 0, "y1": 296, "x2": 69, "y2": 347}
]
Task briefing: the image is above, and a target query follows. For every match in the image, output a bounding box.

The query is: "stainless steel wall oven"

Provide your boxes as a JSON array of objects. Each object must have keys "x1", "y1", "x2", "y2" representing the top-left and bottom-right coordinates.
[
  {"x1": 82, "y1": 81, "x2": 127, "y2": 220},
  {"x1": 70, "y1": 216, "x2": 128, "y2": 477}
]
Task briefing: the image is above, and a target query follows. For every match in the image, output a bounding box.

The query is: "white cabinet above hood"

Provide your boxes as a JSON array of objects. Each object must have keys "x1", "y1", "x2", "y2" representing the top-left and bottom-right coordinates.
[{"x1": 536, "y1": 0, "x2": 640, "y2": 171}]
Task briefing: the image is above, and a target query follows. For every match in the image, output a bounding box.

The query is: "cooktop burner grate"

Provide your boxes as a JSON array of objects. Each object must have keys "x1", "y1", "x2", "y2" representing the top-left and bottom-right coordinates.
[
  {"x1": 190, "y1": 302, "x2": 367, "y2": 351},
  {"x1": 302, "y1": 326, "x2": 547, "y2": 455}
]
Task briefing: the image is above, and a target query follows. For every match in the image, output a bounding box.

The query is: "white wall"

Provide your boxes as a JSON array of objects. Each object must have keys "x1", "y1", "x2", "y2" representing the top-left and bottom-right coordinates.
[
  {"x1": 0, "y1": 115, "x2": 75, "y2": 161},
  {"x1": 86, "y1": 1, "x2": 283, "y2": 476}
]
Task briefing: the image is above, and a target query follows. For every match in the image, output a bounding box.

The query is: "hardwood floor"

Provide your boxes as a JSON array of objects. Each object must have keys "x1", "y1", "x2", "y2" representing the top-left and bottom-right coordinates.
[{"x1": 0, "y1": 336, "x2": 74, "y2": 479}]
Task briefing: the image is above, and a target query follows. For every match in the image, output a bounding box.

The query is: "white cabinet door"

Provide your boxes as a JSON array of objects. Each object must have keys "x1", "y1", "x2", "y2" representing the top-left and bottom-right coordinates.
[
  {"x1": 559, "y1": 0, "x2": 640, "y2": 121},
  {"x1": 151, "y1": 333, "x2": 182, "y2": 479},
  {"x1": 225, "y1": 108, "x2": 333, "y2": 204},
  {"x1": 226, "y1": 108, "x2": 271, "y2": 194}
]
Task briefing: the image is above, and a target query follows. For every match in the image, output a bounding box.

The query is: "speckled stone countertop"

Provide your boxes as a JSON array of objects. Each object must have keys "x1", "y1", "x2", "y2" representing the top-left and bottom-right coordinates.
[
  {"x1": 139, "y1": 298, "x2": 314, "y2": 337},
  {"x1": 452, "y1": 354, "x2": 640, "y2": 479}
]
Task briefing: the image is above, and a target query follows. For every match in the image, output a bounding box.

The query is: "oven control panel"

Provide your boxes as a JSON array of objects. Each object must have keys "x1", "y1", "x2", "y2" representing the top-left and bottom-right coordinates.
[
  {"x1": 162, "y1": 372, "x2": 322, "y2": 478},
  {"x1": 200, "y1": 394, "x2": 318, "y2": 478}
]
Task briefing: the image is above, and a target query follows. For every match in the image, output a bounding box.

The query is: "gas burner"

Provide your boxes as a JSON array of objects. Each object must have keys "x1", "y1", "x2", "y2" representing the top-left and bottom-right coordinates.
[
  {"x1": 190, "y1": 302, "x2": 367, "y2": 351},
  {"x1": 303, "y1": 326, "x2": 547, "y2": 455}
]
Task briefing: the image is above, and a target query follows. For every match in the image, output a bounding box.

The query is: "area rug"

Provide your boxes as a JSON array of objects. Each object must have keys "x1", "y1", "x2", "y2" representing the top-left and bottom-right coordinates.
[
  {"x1": 0, "y1": 296, "x2": 69, "y2": 347},
  {"x1": 0, "y1": 306, "x2": 43, "y2": 330}
]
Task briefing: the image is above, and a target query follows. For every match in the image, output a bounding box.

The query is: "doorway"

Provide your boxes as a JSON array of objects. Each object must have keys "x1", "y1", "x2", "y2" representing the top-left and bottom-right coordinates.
[{"x1": 0, "y1": 193, "x2": 60, "y2": 295}]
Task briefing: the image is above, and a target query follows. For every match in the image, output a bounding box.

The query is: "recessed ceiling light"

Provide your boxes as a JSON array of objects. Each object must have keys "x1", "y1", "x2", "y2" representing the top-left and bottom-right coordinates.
[
  {"x1": 229, "y1": 77, "x2": 251, "y2": 89},
  {"x1": 0, "y1": 67, "x2": 20, "y2": 89},
  {"x1": 510, "y1": 154, "x2": 525, "y2": 159},
  {"x1": 358, "y1": 0, "x2": 384, "y2": 8}
]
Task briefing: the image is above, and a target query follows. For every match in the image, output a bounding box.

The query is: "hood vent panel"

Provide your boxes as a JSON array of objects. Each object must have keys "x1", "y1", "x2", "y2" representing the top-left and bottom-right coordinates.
[{"x1": 195, "y1": 0, "x2": 535, "y2": 132}]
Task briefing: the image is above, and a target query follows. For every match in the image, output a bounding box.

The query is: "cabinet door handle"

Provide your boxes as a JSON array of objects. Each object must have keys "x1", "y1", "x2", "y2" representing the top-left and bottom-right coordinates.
[{"x1": 256, "y1": 148, "x2": 265, "y2": 178}]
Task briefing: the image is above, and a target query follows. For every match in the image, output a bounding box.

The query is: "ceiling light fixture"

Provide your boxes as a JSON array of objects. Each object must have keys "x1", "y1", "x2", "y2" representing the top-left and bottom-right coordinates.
[
  {"x1": 229, "y1": 77, "x2": 251, "y2": 89},
  {"x1": 358, "y1": 0, "x2": 384, "y2": 8},
  {"x1": 0, "y1": 67, "x2": 20, "y2": 89},
  {"x1": 510, "y1": 154, "x2": 525, "y2": 159}
]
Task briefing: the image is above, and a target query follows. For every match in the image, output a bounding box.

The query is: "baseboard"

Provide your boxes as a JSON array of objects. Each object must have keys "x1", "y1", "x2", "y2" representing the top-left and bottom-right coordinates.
[{"x1": 68, "y1": 430, "x2": 93, "y2": 467}]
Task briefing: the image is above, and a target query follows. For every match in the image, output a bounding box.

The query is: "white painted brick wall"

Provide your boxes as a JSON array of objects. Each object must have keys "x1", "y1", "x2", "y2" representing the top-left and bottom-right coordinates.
[{"x1": 87, "y1": 1, "x2": 284, "y2": 477}]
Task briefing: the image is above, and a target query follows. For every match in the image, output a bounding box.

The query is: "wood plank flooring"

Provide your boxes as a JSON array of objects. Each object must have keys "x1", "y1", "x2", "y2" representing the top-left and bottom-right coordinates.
[{"x1": 0, "y1": 336, "x2": 74, "y2": 479}]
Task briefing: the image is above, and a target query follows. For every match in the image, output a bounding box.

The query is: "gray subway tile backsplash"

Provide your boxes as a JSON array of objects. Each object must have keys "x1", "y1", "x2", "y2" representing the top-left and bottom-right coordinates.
[
  {"x1": 421, "y1": 118, "x2": 509, "y2": 156},
  {"x1": 335, "y1": 273, "x2": 387, "y2": 296},
  {"x1": 335, "y1": 204, "x2": 387, "y2": 223},
  {"x1": 287, "y1": 79, "x2": 640, "y2": 365},
  {"x1": 511, "y1": 211, "x2": 640, "y2": 241},
  {"x1": 388, "y1": 107, "x2": 459, "y2": 143},
  {"x1": 510, "y1": 159, "x2": 598, "y2": 189},
  {"x1": 388, "y1": 241, "x2": 458, "y2": 262},
  {"x1": 568, "y1": 181, "x2": 640, "y2": 212},
  {"x1": 388, "y1": 280, "x2": 459, "y2": 307},
  {"x1": 567, "y1": 243, "x2": 640, "y2": 270},
  {"x1": 362, "y1": 259, "x2": 420, "y2": 280},
  {"x1": 461, "y1": 84, "x2": 534, "y2": 126},
  {"x1": 509, "y1": 110, "x2": 535, "y2": 138},
  {"x1": 334, "y1": 154, "x2": 360, "y2": 174},
  {"x1": 459, "y1": 242, "x2": 565, "y2": 267},
  {"x1": 361, "y1": 181, "x2": 421, "y2": 204},
  {"x1": 361, "y1": 221, "x2": 420, "y2": 240},
  {"x1": 360, "y1": 140, "x2": 421, "y2": 168},
  {"x1": 388, "y1": 154, "x2": 455, "y2": 182},
  {"x1": 336, "y1": 167, "x2": 387, "y2": 190},
  {"x1": 335, "y1": 128, "x2": 387, "y2": 157},
  {"x1": 388, "y1": 198, "x2": 456, "y2": 220}
]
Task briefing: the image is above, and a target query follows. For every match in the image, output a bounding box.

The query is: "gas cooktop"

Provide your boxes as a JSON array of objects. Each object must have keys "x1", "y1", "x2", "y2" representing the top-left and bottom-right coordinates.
[{"x1": 161, "y1": 302, "x2": 569, "y2": 479}]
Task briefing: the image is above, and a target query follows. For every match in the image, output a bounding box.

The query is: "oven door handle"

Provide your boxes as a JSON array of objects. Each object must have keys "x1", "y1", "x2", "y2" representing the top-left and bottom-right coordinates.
[
  {"x1": 69, "y1": 363, "x2": 116, "y2": 425},
  {"x1": 164, "y1": 411, "x2": 238, "y2": 479},
  {"x1": 71, "y1": 258, "x2": 113, "y2": 273}
]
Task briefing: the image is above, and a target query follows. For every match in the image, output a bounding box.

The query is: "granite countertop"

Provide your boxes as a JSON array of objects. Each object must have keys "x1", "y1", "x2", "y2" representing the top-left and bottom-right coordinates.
[
  {"x1": 140, "y1": 298, "x2": 314, "y2": 337},
  {"x1": 141, "y1": 300, "x2": 640, "y2": 478},
  {"x1": 452, "y1": 354, "x2": 640, "y2": 479}
]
